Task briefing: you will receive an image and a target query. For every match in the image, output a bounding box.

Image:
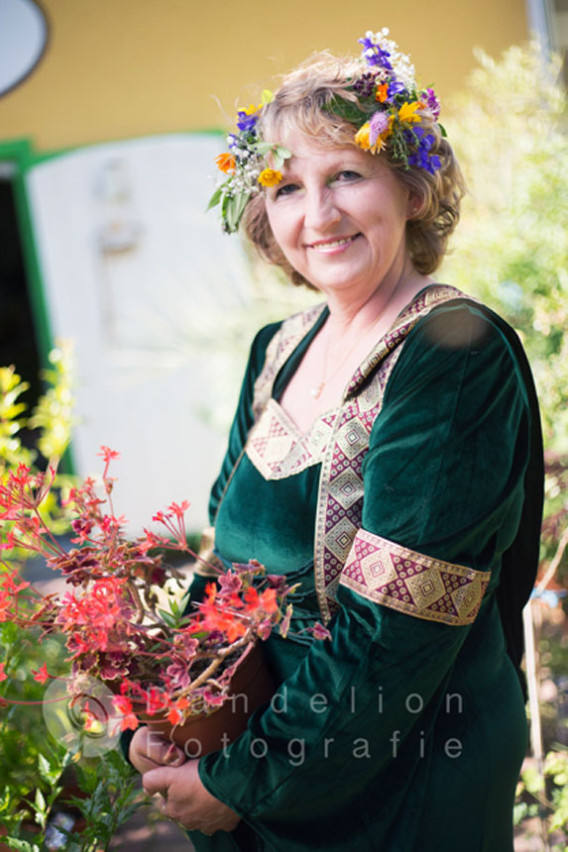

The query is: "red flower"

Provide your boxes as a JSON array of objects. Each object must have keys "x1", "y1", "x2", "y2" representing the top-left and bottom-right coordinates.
[
  {"x1": 98, "y1": 446, "x2": 120, "y2": 463},
  {"x1": 244, "y1": 586, "x2": 278, "y2": 615},
  {"x1": 198, "y1": 584, "x2": 247, "y2": 642},
  {"x1": 167, "y1": 696, "x2": 190, "y2": 726},
  {"x1": 0, "y1": 569, "x2": 30, "y2": 596},
  {"x1": 145, "y1": 687, "x2": 169, "y2": 716},
  {"x1": 31, "y1": 663, "x2": 50, "y2": 684},
  {"x1": 120, "y1": 712, "x2": 139, "y2": 732},
  {"x1": 113, "y1": 694, "x2": 133, "y2": 715},
  {"x1": 167, "y1": 500, "x2": 190, "y2": 518}
]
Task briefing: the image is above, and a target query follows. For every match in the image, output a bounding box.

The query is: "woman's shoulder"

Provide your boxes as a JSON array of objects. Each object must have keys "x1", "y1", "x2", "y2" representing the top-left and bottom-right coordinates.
[
  {"x1": 406, "y1": 291, "x2": 528, "y2": 370},
  {"x1": 386, "y1": 291, "x2": 535, "y2": 408}
]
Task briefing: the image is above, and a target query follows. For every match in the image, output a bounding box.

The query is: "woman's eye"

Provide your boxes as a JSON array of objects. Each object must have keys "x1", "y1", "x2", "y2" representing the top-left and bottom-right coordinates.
[
  {"x1": 275, "y1": 183, "x2": 299, "y2": 198},
  {"x1": 334, "y1": 170, "x2": 361, "y2": 182}
]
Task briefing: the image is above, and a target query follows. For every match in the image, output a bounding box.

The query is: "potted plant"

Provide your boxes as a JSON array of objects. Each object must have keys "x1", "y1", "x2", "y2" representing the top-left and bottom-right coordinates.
[{"x1": 0, "y1": 447, "x2": 329, "y2": 756}]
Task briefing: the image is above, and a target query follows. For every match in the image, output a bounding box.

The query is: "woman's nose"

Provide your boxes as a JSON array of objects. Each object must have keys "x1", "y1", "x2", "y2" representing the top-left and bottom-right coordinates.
[{"x1": 304, "y1": 188, "x2": 341, "y2": 231}]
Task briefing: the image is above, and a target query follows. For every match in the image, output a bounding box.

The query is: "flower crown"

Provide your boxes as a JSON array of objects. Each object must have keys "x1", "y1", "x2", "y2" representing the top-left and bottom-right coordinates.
[
  {"x1": 209, "y1": 29, "x2": 445, "y2": 234},
  {"x1": 207, "y1": 89, "x2": 291, "y2": 234}
]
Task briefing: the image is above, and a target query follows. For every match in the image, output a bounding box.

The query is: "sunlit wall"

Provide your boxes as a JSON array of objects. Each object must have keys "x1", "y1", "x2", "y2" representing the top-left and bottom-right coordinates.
[{"x1": 0, "y1": 0, "x2": 530, "y2": 151}]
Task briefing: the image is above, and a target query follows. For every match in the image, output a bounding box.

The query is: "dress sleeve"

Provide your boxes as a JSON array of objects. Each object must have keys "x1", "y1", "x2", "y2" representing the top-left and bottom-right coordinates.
[{"x1": 197, "y1": 305, "x2": 532, "y2": 847}]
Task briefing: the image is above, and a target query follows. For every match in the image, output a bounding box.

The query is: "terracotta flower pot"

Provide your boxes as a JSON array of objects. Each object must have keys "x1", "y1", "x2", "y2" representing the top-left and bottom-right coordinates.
[{"x1": 141, "y1": 642, "x2": 274, "y2": 758}]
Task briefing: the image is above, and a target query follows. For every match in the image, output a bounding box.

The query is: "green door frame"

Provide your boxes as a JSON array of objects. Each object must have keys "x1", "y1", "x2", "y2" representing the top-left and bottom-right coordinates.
[
  {"x1": 0, "y1": 137, "x2": 54, "y2": 369},
  {"x1": 0, "y1": 137, "x2": 76, "y2": 472}
]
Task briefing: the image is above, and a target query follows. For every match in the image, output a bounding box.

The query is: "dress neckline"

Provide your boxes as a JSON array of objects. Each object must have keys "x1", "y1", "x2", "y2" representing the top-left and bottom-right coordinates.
[{"x1": 272, "y1": 283, "x2": 442, "y2": 437}]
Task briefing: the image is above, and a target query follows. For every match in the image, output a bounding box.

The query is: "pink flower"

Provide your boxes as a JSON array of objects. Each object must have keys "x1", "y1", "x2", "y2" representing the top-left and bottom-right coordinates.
[
  {"x1": 279, "y1": 604, "x2": 293, "y2": 639},
  {"x1": 310, "y1": 622, "x2": 332, "y2": 641},
  {"x1": 369, "y1": 111, "x2": 390, "y2": 146},
  {"x1": 173, "y1": 632, "x2": 199, "y2": 658},
  {"x1": 202, "y1": 688, "x2": 226, "y2": 707},
  {"x1": 165, "y1": 660, "x2": 192, "y2": 691},
  {"x1": 257, "y1": 618, "x2": 273, "y2": 640},
  {"x1": 218, "y1": 572, "x2": 242, "y2": 595},
  {"x1": 422, "y1": 87, "x2": 441, "y2": 119}
]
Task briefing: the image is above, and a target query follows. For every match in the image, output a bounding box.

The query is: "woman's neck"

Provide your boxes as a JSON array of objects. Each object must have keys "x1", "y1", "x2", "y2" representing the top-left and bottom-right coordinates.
[
  {"x1": 278, "y1": 265, "x2": 434, "y2": 434},
  {"x1": 323, "y1": 263, "x2": 434, "y2": 340}
]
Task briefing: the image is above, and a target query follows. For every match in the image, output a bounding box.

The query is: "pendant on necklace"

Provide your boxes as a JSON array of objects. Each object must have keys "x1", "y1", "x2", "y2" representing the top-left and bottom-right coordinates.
[{"x1": 310, "y1": 382, "x2": 324, "y2": 400}]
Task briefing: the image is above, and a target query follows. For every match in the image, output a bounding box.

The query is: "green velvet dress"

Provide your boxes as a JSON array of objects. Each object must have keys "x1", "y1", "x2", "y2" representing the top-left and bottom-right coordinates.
[{"x1": 184, "y1": 285, "x2": 543, "y2": 852}]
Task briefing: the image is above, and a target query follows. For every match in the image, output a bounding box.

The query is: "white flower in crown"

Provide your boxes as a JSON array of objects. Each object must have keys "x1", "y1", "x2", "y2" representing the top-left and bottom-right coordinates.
[{"x1": 359, "y1": 28, "x2": 416, "y2": 90}]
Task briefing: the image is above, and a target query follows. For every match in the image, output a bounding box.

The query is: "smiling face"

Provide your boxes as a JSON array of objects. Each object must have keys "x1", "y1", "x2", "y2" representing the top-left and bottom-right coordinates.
[{"x1": 264, "y1": 130, "x2": 415, "y2": 302}]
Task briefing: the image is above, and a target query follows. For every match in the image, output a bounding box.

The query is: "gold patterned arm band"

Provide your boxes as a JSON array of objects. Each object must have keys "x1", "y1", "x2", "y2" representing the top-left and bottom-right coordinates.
[
  {"x1": 192, "y1": 526, "x2": 225, "y2": 577},
  {"x1": 339, "y1": 529, "x2": 491, "y2": 626}
]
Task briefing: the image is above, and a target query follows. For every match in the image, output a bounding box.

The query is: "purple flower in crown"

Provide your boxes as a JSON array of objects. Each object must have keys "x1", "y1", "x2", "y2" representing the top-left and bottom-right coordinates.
[
  {"x1": 426, "y1": 155, "x2": 442, "y2": 174},
  {"x1": 358, "y1": 36, "x2": 393, "y2": 71},
  {"x1": 387, "y1": 80, "x2": 406, "y2": 99},
  {"x1": 236, "y1": 110, "x2": 259, "y2": 133},
  {"x1": 369, "y1": 111, "x2": 390, "y2": 147},
  {"x1": 422, "y1": 87, "x2": 441, "y2": 119},
  {"x1": 405, "y1": 127, "x2": 441, "y2": 174},
  {"x1": 353, "y1": 71, "x2": 380, "y2": 99}
]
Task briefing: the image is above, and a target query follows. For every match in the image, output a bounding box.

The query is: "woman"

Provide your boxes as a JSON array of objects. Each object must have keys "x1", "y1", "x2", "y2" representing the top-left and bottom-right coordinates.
[{"x1": 130, "y1": 30, "x2": 544, "y2": 851}]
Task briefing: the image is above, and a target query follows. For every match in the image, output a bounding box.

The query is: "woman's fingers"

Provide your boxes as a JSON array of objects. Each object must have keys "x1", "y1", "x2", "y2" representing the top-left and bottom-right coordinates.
[
  {"x1": 129, "y1": 727, "x2": 186, "y2": 774},
  {"x1": 142, "y1": 765, "x2": 173, "y2": 798},
  {"x1": 142, "y1": 762, "x2": 241, "y2": 834}
]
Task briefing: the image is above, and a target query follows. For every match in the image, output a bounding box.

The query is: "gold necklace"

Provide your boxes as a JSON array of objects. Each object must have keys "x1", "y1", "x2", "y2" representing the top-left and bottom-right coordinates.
[
  {"x1": 309, "y1": 330, "x2": 365, "y2": 399},
  {"x1": 309, "y1": 268, "x2": 417, "y2": 400}
]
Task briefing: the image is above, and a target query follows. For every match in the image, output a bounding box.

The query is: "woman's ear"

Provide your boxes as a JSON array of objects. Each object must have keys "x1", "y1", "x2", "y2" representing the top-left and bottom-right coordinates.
[{"x1": 406, "y1": 191, "x2": 423, "y2": 220}]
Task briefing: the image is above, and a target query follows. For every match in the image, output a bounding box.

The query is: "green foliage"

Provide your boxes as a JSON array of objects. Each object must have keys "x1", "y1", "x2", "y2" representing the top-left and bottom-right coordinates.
[
  {"x1": 0, "y1": 367, "x2": 33, "y2": 469},
  {"x1": 442, "y1": 42, "x2": 568, "y2": 458},
  {"x1": 442, "y1": 37, "x2": 568, "y2": 595},
  {"x1": 1, "y1": 348, "x2": 76, "y2": 836},
  {"x1": 515, "y1": 750, "x2": 568, "y2": 844},
  {"x1": 28, "y1": 342, "x2": 75, "y2": 463},
  {"x1": 2, "y1": 750, "x2": 144, "y2": 852},
  {"x1": 59, "y1": 751, "x2": 144, "y2": 852},
  {"x1": 0, "y1": 738, "x2": 69, "y2": 844},
  {"x1": 441, "y1": 41, "x2": 568, "y2": 847}
]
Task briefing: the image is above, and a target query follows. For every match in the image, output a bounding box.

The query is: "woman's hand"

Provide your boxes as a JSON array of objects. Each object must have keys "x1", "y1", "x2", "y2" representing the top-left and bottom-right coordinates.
[
  {"x1": 128, "y1": 726, "x2": 186, "y2": 775},
  {"x1": 143, "y1": 759, "x2": 241, "y2": 835}
]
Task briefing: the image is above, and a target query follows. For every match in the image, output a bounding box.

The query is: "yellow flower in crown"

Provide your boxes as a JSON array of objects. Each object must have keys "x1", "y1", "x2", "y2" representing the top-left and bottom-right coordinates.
[
  {"x1": 354, "y1": 122, "x2": 372, "y2": 151},
  {"x1": 258, "y1": 168, "x2": 283, "y2": 188},
  {"x1": 397, "y1": 101, "x2": 422, "y2": 125}
]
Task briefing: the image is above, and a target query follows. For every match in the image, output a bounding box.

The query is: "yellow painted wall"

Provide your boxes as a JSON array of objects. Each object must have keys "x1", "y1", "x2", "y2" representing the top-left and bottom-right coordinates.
[{"x1": 0, "y1": 0, "x2": 529, "y2": 152}]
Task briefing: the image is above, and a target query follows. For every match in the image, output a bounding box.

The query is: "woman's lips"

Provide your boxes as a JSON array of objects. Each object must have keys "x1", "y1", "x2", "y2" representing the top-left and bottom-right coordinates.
[{"x1": 306, "y1": 234, "x2": 360, "y2": 253}]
